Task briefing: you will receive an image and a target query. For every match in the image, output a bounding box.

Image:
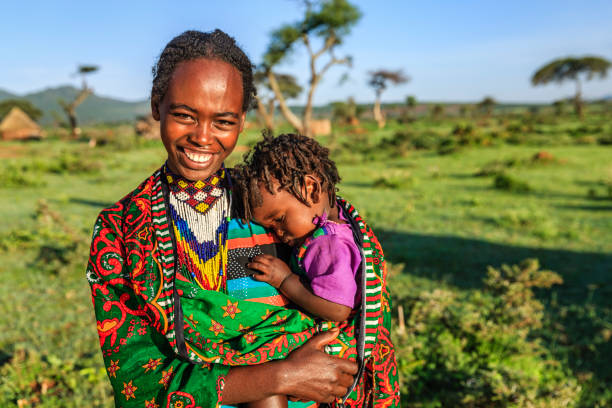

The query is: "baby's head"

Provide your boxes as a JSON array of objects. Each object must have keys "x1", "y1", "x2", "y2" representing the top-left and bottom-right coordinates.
[{"x1": 235, "y1": 133, "x2": 341, "y2": 246}]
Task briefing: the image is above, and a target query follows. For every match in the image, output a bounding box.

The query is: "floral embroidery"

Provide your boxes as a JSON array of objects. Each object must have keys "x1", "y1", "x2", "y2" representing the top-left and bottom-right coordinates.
[
  {"x1": 107, "y1": 360, "x2": 120, "y2": 378},
  {"x1": 244, "y1": 331, "x2": 257, "y2": 344},
  {"x1": 209, "y1": 319, "x2": 225, "y2": 336},
  {"x1": 142, "y1": 358, "x2": 162, "y2": 373},
  {"x1": 159, "y1": 366, "x2": 174, "y2": 389},
  {"x1": 221, "y1": 299, "x2": 241, "y2": 319},
  {"x1": 144, "y1": 397, "x2": 160, "y2": 408},
  {"x1": 121, "y1": 380, "x2": 137, "y2": 400}
]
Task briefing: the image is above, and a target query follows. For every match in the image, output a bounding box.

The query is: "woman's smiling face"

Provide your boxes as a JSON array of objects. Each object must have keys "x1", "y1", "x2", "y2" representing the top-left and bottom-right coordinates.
[{"x1": 153, "y1": 58, "x2": 245, "y2": 181}]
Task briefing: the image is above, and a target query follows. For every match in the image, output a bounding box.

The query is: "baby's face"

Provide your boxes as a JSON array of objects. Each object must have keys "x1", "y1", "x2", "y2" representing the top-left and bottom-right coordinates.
[{"x1": 251, "y1": 184, "x2": 319, "y2": 247}]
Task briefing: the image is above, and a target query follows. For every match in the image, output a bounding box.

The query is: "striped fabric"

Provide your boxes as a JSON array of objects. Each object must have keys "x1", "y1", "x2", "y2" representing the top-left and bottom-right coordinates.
[{"x1": 225, "y1": 218, "x2": 290, "y2": 307}]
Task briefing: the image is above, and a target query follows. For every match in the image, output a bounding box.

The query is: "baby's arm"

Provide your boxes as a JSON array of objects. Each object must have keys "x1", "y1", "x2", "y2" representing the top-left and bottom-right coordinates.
[{"x1": 248, "y1": 254, "x2": 352, "y2": 321}]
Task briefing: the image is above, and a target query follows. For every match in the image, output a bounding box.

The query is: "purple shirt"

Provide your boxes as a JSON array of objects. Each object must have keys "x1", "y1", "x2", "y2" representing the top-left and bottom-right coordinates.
[{"x1": 298, "y1": 211, "x2": 362, "y2": 309}]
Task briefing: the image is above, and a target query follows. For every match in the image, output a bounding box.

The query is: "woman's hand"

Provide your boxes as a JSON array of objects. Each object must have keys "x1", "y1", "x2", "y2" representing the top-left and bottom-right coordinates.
[
  {"x1": 248, "y1": 254, "x2": 293, "y2": 289},
  {"x1": 221, "y1": 328, "x2": 357, "y2": 404},
  {"x1": 276, "y1": 328, "x2": 358, "y2": 402}
]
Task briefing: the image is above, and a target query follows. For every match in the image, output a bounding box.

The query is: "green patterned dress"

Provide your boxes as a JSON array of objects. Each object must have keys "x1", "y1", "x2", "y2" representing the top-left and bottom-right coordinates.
[{"x1": 87, "y1": 167, "x2": 399, "y2": 407}]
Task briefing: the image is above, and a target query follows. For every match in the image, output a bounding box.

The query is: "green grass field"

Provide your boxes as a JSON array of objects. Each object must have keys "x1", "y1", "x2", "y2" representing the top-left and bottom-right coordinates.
[{"x1": 0, "y1": 112, "x2": 610, "y2": 406}]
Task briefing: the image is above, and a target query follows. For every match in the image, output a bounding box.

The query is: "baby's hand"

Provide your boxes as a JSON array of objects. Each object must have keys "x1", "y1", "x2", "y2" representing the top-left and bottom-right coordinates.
[{"x1": 247, "y1": 254, "x2": 292, "y2": 289}]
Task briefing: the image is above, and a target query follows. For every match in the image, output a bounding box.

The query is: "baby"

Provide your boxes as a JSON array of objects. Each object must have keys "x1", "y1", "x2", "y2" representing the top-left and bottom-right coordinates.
[{"x1": 234, "y1": 133, "x2": 364, "y2": 407}]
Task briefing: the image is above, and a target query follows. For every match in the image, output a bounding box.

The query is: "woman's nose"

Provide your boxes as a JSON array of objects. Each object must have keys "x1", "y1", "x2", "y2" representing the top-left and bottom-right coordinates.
[{"x1": 191, "y1": 122, "x2": 213, "y2": 145}]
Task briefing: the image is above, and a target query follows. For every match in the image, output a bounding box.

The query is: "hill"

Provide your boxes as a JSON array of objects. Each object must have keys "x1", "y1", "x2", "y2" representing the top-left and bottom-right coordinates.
[
  {"x1": 0, "y1": 86, "x2": 149, "y2": 125},
  {"x1": 0, "y1": 89, "x2": 17, "y2": 100}
]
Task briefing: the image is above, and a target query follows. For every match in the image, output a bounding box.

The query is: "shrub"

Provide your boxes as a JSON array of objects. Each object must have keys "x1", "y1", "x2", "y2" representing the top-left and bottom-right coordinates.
[
  {"x1": 378, "y1": 130, "x2": 442, "y2": 155},
  {"x1": 474, "y1": 159, "x2": 519, "y2": 177},
  {"x1": 392, "y1": 259, "x2": 579, "y2": 407},
  {"x1": 451, "y1": 123, "x2": 484, "y2": 145},
  {"x1": 437, "y1": 138, "x2": 461, "y2": 155},
  {"x1": 45, "y1": 151, "x2": 102, "y2": 174},
  {"x1": 0, "y1": 164, "x2": 47, "y2": 188},
  {"x1": 372, "y1": 172, "x2": 416, "y2": 189},
  {"x1": 597, "y1": 134, "x2": 612, "y2": 145},
  {"x1": 493, "y1": 173, "x2": 532, "y2": 193}
]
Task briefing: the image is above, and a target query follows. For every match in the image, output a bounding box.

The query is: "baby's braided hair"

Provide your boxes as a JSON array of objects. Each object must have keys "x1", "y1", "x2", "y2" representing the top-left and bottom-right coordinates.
[{"x1": 233, "y1": 133, "x2": 341, "y2": 221}]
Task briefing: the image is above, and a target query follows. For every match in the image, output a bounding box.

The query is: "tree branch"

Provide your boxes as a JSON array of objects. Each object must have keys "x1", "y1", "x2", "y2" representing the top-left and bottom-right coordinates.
[
  {"x1": 319, "y1": 56, "x2": 350, "y2": 79},
  {"x1": 267, "y1": 70, "x2": 304, "y2": 133},
  {"x1": 313, "y1": 34, "x2": 336, "y2": 61},
  {"x1": 254, "y1": 94, "x2": 275, "y2": 130},
  {"x1": 302, "y1": 34, "x2": 314, "y2": 59}
]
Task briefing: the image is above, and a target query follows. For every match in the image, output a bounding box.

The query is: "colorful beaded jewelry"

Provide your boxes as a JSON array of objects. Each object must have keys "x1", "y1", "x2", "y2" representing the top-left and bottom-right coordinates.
[{"x1": 164, "y1": 163, "x2": 232, "y2": 291}]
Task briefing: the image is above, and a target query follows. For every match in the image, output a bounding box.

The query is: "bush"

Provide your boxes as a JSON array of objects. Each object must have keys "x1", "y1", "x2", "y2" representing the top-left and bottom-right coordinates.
[
  {"x1": 597, "y1": 134, "x2": 612, "y2": 145},
  {"x1": 0, "y1": 164, "x2": 47, "y2": 188},
  {"x1": 474, "y1": 159, "x2": 519, "y2": 177},
  {"x1": 377, "y1": 130, "x2": 443, "y2": 156},
  {"x1": 45, "y1": 152, "x2": 102, "y2": 174},
  {"x1": 437, "y1": 138, "x2": 461, "y2": 155},
  {"x1": 493, "y1": 173, "x2": 532, "y2": 193},
  {"x1": 372, "y1": 172, "x2": 416, "y2": 189},
  {"x1": 392, "y1": 259, "x2": 579, "y2": 407}
]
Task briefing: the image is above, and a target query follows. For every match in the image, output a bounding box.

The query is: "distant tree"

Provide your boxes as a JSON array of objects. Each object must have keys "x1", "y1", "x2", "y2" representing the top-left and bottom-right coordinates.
[
  {"x1": 551, "y1": 99, "x2": 566, "y2": 116},
  {"x1": 261, "y1": 0, "x2": 361, "y2": 137},
  {"x1": 367, "y1": 69, "x2": 409, "y2": 128},
  {"x1": 477, "y1": 96, "x2": 496, "y2": 117},
  {"x1": 531, "y1": 56, "x2": 611, "y2": 119},
  {"x1": 58, "y1": 64, "x2": 99, "y2": 137},
  {"x1": 431, "y1": 104, "x2": 445, "y2": 120},
  {"x1": 405, "y1": 95, "x2": 417, "y2": 116},
  {"x1": 331, "y1": 96, "x2": 360, "y2": 124},
  {"x1": 459, "y1": 104, "x2": 473, "y2": 118},
  {"x1": 0, "y1": 99, "x2": 43, "y2": 122},
  {"x1": 254, "y1": 70, "x2": 302, "y2": 131},
  {"x1": 405, "y1": 95, "x2": 416, "y2": 108}
]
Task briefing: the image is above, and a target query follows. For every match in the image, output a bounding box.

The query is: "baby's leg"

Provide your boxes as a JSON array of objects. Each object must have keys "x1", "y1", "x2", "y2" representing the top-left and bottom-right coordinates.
[{"x1": 244, "y1": 395, "x2": 288, "y2": 408}]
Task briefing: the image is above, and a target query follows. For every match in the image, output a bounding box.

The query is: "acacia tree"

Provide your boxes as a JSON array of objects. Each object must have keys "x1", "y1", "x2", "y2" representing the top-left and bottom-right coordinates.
[
  {"x1": 58, "y1": 64, "x2": 99, "y2": 137},
  {"x1": 368, "y1": 69, "x2": 409, "y2": 128},
  {"x1": 431, "y1": 104, "x2": 444, "y2": 121},
  {"x1": 531, "y1": 56, "x2": 611, "y2": 119},
  {"x1": 552, "y1": 99, "x2": 566, "y2": 116},
  {"x1": 331, "y1": 96, "x2": 360, "y2": 124},
  {"x1": 262, "y1": 0, "x2": 361, "y2": 137},
  {"x1": 0, "y1": 99, "x2": 43, "y2": 122},
  {"x1": 477, "y1": 96, "x2": 496, "y2": 117},
  {"x1": 254, "y1": 71, "x2": 302, "y2": 131}
]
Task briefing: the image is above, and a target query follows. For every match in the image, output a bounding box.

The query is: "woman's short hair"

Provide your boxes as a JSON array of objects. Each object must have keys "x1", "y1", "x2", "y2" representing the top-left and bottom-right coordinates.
[{"x1": 151, "y1": 29, "x2": 256, "y2": 112}]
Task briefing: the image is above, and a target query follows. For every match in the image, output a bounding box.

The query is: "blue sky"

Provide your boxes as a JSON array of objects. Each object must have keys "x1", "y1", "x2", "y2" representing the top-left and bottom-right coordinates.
[{"x1": 1, "y1": 0, "x2": 611, "y2": 104}]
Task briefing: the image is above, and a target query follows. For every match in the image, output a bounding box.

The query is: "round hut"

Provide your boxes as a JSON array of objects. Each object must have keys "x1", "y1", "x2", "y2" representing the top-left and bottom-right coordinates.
[{"x1": 0, "y1": 107, "x2": 43, "y2": 140}]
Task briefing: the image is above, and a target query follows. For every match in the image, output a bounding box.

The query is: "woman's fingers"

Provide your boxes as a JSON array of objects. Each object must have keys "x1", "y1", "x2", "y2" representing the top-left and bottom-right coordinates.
[
  {"x1": 278, "y1": 329, "x2": 359, "y2": 402},
  {"x1": 308, "y1": 327, "x2": 339, "y2": 350}
]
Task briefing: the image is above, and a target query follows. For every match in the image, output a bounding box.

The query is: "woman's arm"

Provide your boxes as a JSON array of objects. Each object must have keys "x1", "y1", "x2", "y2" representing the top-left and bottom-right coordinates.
[
  {"x1": 248, "y1": 255, "x2": 352, "y2": 321},
  {"x1": 221, "y1": 328, "x2": 357, "y2": 404}
]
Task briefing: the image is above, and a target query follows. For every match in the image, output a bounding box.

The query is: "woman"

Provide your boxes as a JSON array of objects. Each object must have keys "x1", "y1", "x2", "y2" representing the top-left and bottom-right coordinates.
[
  {"x1": 87, "y1": 29, "x2": 357, "y2": 408},
  {"x1": 88, "y1": 29, "x2": 399, "y2": 408}
]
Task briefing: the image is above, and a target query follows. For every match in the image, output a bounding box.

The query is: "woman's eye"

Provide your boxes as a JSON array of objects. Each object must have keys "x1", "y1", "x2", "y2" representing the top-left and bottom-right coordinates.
[{"x1": 172, "y1": 113, "x2": 194, "y2": 121}]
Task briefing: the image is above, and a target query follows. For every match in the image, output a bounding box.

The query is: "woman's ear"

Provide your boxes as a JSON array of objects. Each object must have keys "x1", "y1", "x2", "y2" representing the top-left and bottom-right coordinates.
[
  {"x1": 151, "y1": 97, "x2": 161, "y2": 121},
  {"x1": 239, "y1": 111, "x2": 246, "y2": 132},
  {"x1": 304, "y1": 175, "x2": 321, "y2": 205}
]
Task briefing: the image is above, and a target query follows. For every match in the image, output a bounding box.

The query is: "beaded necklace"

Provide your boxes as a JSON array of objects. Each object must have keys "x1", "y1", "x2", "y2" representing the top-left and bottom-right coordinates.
[{"x1": 163, "y1": 163, "x2": 232, "y2": 292}]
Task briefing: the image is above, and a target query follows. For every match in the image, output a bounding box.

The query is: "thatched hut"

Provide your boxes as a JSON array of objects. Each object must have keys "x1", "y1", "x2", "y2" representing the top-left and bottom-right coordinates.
[
  {"x1": 134, "y1": 115, "x2": 160, "y2": 140},
  {"x1": 310, "y1": 119, "x2": 332, "y2": 136},
  {"x1": 0, "y1": 107, "x2": 43, "y2": 140}
]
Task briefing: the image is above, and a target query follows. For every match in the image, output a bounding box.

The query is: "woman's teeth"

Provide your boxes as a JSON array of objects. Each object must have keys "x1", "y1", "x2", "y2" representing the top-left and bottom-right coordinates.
[{"x1": 185, "y1": 151, "x2": 212, "y2": 163}]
